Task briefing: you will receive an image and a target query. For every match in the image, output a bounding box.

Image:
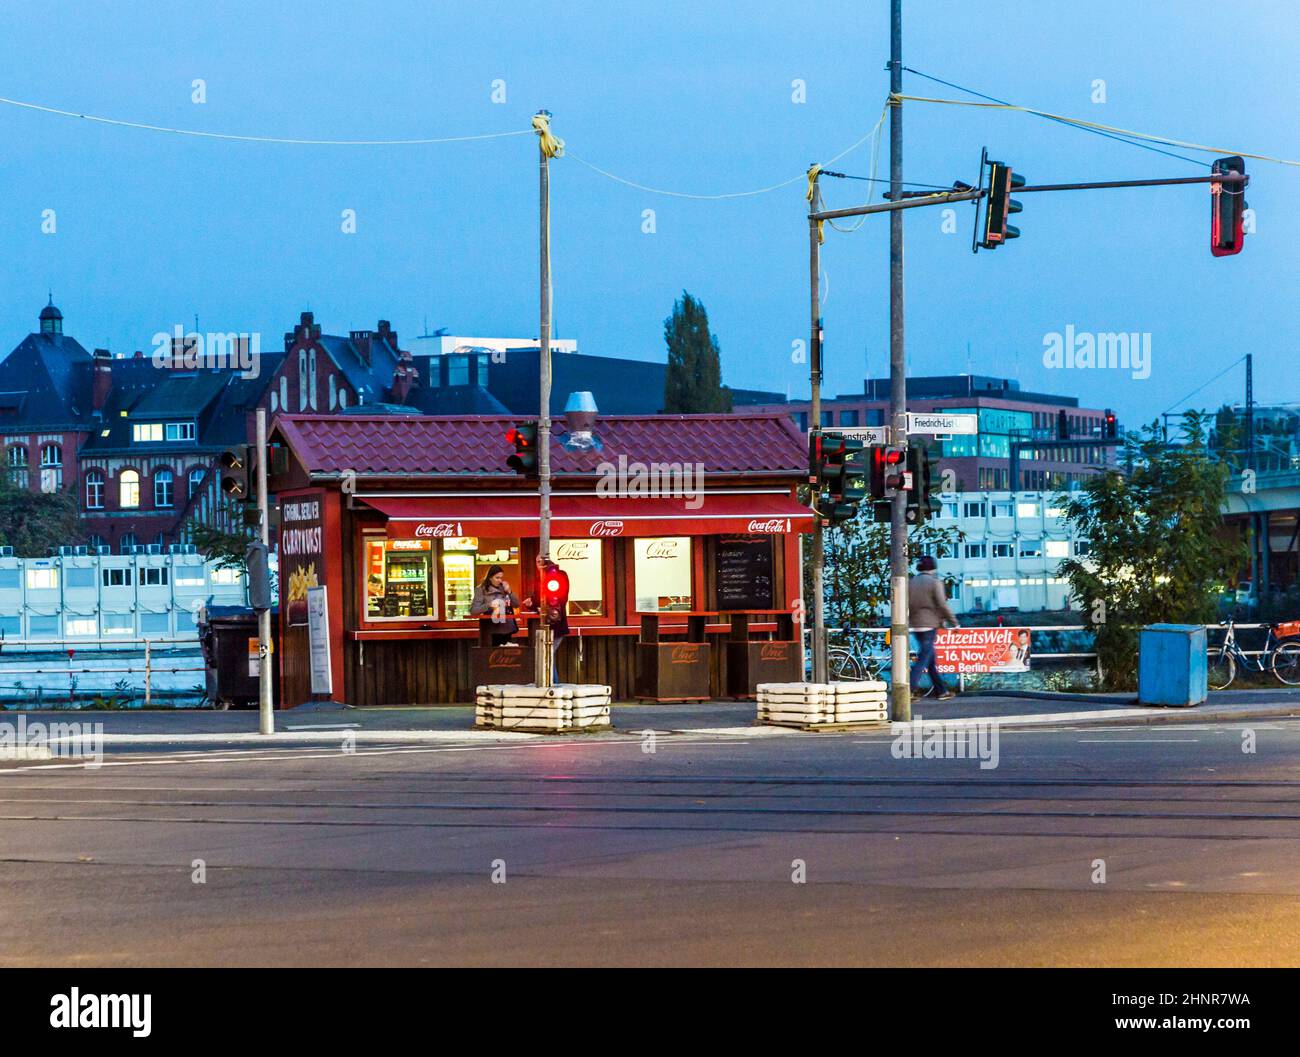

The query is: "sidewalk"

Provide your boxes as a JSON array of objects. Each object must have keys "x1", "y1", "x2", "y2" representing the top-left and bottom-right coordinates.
[{"x1": 3, "y1": 688, "x2": 1298, "y2": 744}]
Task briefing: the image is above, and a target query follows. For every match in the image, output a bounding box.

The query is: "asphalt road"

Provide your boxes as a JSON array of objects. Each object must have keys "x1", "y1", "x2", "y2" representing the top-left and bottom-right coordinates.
[{"x1": 3, "y1": 717, "x2": 1300, "y2": 967}]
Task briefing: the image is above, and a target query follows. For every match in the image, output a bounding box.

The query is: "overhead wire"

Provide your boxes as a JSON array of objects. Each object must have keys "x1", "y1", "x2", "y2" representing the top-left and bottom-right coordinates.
[
  {"x1": 895, "y1": 91, "x2": 1300, "y2": 169},
  {"x1": 900, "y1": 67, "x2": 1208, "y2": 168},
  {"x1": 0, "y1": 93, "x2": 531, "y2": 146}
]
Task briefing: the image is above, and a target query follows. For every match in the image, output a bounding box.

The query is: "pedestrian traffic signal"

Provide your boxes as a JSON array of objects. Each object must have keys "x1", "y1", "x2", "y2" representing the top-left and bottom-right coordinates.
[
  {"x1": 981, "y1": 159, "x2": 1024, "y2": 249},
  {"x1": 506, "y1": 421, "x2": 539, "y2": 476},
  {"x1": 904, "y1": 447, "x2": 934, "y2": 524},
  {"x1": 1211, "y1": 155, "x2": 1248, "y2": 257},
  {"x1": 219, "y1": 446, "x2": 251, "y2": 499},
  {"x1": 870, "y1": 445, "x2": 907, "y2": 499},
  {"x1": 1103, "y1": 409, "x2": 1117, "y2": 439},
  {"x1": 541, "y1": 561, "x2": 569, "y2": 621}
]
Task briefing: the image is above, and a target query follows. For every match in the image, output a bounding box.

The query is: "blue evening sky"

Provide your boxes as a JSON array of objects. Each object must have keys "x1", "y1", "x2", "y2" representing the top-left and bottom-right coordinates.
[{"x1": 1, "y1": 1, "x2": 1294, "y2": 426}]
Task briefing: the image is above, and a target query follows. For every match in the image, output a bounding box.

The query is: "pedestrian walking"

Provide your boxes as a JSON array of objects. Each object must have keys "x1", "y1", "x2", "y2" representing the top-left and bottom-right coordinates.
[{"x1": 908, "y1": 554, "x2": 958, "y2": 700}]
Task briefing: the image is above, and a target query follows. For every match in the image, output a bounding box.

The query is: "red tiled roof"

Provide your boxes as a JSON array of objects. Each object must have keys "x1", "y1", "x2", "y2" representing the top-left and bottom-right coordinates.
[{"x1": 271, "y1": 413, "x2": 806, "y2": 478}]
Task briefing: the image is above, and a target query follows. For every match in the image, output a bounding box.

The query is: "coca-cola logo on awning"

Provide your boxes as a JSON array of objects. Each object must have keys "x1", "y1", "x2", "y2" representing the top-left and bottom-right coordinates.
[
  {"x1": 589, "y1": 520, "x2": 624, "y2": 537},
  {"x1": 413, "y1": 521, "x2": 462, "y2": 538},
  {"x1": 747, "y1": 518, "x2": 790, "y2": 534}
]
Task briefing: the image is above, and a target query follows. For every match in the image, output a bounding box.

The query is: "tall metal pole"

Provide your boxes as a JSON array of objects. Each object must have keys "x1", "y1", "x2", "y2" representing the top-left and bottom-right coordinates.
[
  {"x1": 256, "y1": 406, "x2": 274, "y2": 734},
  {"x1": 1245, "y1": 352, "x2": 1254, "y2": 471},
  {"x1": 535, "y1": 110, "x2": 554, "y2": 688},
  {"x1": 888, "y1": 0, "x2": 910, "y2": 721},
  {"x1": 808, "y1": 184, "x2": 827, "y2": 685}
]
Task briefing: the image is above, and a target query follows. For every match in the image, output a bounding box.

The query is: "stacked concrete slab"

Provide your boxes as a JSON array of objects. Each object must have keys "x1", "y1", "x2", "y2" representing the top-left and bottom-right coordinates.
[
  {"x1": 756, "y1": 681, "x2": 889, "y2": 728},
  {"x1": 475, "y1": 684, "x2": 613, "y2": 732}
]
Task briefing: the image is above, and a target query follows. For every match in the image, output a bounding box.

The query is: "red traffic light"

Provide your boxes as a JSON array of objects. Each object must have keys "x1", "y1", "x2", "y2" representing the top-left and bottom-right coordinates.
[
  {"x1": 541, "y1": 563, "x2": 570, "y2": 617},
  {"x1": 1210, "y1": 156, "x2": 1248, "y2": 257}
]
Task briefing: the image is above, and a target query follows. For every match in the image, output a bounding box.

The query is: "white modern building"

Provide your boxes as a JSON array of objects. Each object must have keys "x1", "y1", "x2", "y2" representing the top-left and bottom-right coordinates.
[
  {"x1": 929, "y1": 491, "x2": 1092, "y2": 615},
  {"x1": 0, "y1": 547, "x2": 248, "y2": 644}
]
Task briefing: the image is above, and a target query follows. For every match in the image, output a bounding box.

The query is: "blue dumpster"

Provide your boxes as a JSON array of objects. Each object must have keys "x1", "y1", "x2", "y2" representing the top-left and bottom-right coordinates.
[{"x1": 1138, "y1": 624, "x2": 1207, "y2": 707}]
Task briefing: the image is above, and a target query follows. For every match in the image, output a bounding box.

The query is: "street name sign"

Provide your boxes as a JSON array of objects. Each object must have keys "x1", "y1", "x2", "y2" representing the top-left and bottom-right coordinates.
[{"x1": 907, "y1": 412, "x2": 978, "y2": 435}]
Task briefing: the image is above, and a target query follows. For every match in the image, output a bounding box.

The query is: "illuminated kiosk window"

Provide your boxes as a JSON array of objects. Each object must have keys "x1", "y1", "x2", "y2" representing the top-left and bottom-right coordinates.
[
  {"x1": 364, "y1": 538, "x2": 435, "y2": 621},
  {"x1": 552, "y1": 539, "x2": 604, "y2": 616},
  {"x1": 441, "y1": 536, "x2": 521, "y2": 620},
  {"x1": 633, "y1": 536, "x2": 692, "y2": 613}
]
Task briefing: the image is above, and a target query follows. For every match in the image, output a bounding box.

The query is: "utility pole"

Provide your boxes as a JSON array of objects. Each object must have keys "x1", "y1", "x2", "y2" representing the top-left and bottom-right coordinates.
[
  {"x1": 256, "y1": 406, "x2": 273, "y2": 735},
  {"x1": 808, "y1": 171, "x2": 827, "y2": 685},
  {"x1": 535, "y1": 110, "x2": 556, "y2": 689},
  {"x1": 888, "y1": 0, "x2": 910, "y2": 722}
]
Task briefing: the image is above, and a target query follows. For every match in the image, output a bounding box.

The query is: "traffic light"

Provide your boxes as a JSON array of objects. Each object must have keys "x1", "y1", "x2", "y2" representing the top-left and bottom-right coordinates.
[
  {"x1": 245, "y1": 541, "x2": 273, "y2": 612},
  {"x1": 904, "y1": 447, "x2": 934, "y2": 524},
  {"x1": 219, "y1": 446, "x2": 251, "y2": 499},
  {"x1": 1103, "y1": 409, "x2": 1117, "y2": 439},
  {"x1": 981, "y1": 159, "x2": 1025, "y2": 249},
  {"x1": 506, "y1": 421, "x2": 539, "y2": 476},
  {"x1": 869, "y1": 445, "x2": 907, "y2": 499},
  {"x1": 541, "y1": 561, "x2": 570, "y2": 622},
  {"x1": 809, "y1": 431, "x2": 868, "y2": 524},
  {"x1": 1211, "y1": 155, "x2": 1248, "y2": 257}
]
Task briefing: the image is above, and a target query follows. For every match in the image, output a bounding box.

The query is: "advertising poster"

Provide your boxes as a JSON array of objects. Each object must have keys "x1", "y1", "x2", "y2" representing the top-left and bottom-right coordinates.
[
  {"x1": 934, "y1": 627, "x2": 1032, "y2": 674},
  {"x1": 280, "y1": 492, "x2": 325, "y2": 627}
]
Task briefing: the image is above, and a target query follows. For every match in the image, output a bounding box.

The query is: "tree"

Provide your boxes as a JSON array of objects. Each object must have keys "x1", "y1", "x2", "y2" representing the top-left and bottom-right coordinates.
[
  {"x1": 1057, "y1": 412, "x2": 1245, "y2": 690},
  {"x1": 188, "y1": 500, "x2": 257, "y2": 572},
  {"x1": 809, "y1": 509, "x2": 964, "y2": 627},
  {"x1": 663, "y1": 291, "x2": 733, "y2": 414},
  {"x1": 0, "y1": 474, "x2": 81, "y2": 556}
]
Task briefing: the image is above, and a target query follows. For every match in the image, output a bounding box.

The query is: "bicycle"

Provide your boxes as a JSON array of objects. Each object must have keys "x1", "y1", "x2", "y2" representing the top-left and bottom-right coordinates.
[
  {"x1": 1207, "y1": 619, "x2": 1300, "y2": 690},
  {"x1": 827, "y1": 627, "x2": 891, "y2": 683}
]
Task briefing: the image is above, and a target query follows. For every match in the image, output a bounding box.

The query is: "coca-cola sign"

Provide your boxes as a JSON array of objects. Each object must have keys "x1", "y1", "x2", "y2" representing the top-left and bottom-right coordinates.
[
  {"x1": 413, "y1": 521, "x2": 462, "y2": 538},
  {"x1": 589, "y1": 520, "x2": 624, "y2": 537},
  {"x1": 747, "y1": 518, "x2": 790, "y2": 534}
]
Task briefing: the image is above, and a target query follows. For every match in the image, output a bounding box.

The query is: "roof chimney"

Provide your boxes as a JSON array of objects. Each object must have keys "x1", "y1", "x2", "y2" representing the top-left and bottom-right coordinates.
[
  {"x1": 92, "y1": 349, "x2": 113, "y2": 411},
  {"x1": 560, "y1": 392, "x2": 601, "y2": 452},
  {"x1": 389, "y1": 354, "x2": 418, "y2": 404}
]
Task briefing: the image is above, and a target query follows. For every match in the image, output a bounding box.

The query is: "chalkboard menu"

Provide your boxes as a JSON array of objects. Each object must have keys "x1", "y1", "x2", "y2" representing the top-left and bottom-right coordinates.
[{"x1": 716, "y1": 535, "x2": 774, "y2": 611}]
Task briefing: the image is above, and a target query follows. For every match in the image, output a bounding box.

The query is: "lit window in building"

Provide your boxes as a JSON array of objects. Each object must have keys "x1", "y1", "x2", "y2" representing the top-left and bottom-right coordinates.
[
  {"x1": 634, "y1": 537, "x2": 692, "y2": 612},
  {"x1": 1044, "y1": 540, "x2": 1070, "y2": 558},
  {"x1": 119, "y1": 470, "x2": 140, "y2": 508},
  {"x1": 132, "y1": 423, "x2": 164, "y2": 443},
  {"x1": 39, "y1": 444, "x2": 62, "y2": 492},
  {"x1": 552, "y1": 539, "x2": 604, "y2": 616},
  {"x1": 26, "y1": 567, "x2": 59, "y2": 590}
]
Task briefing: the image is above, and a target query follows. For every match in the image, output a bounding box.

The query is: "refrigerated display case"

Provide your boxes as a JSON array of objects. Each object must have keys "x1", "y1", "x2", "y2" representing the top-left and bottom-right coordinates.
[{"x1": 364, "y1": 538, "x2": 434, "y2": 620}]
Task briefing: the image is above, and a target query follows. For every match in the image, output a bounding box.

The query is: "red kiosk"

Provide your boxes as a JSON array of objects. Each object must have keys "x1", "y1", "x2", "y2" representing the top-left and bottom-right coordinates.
[{"x1": 267, "y1": 410, "x2": 812, "y2": 707}]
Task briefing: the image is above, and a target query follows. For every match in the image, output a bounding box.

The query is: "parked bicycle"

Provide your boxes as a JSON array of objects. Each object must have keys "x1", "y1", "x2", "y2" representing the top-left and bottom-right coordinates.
[
  {"x1": 1207, "y1": 618, "x2": 1300, "y2": 690},
  {"x1": 827, "y1": 627, "x2": 892, "y2": 683}
]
